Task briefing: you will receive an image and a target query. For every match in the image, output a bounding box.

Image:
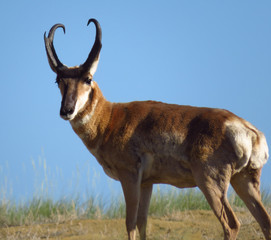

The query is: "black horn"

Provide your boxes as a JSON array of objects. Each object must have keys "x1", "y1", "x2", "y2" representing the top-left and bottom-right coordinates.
[
  {"x1": 44, "y1": 19, "x2": 102, "y2": 77},
  {"x1": 44, "y1": 24, "x2": 68, "y2": 74},
  {"x1": 80, "y1": 18, "x2": 102, "y2": 74}
]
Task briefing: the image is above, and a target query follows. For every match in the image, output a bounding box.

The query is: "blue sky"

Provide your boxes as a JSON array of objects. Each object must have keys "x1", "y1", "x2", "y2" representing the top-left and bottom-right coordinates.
[{"x1": 0, "y1": 1, "x2": 271, "y2": 202}]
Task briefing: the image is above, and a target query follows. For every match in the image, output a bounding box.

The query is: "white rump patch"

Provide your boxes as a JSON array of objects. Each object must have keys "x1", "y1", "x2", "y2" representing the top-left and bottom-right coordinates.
[
  {"x1": 225, "y1": 120, "x2": 269, "y2": 171},
  {"x1": 250, "y1": 130, "x2": 269, "y2": 169}
]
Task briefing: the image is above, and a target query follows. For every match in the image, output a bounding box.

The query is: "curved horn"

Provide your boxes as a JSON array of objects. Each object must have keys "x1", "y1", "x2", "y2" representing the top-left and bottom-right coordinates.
[
  {"x1": 44, "y1": 24, "x2": 67, "y2": 74},
  {"x1": 80, "y1": 18, "x2": 102, "y2": 75},
  {"x1": 44, "y1": 19, "x2": 102, "y2": 77}
]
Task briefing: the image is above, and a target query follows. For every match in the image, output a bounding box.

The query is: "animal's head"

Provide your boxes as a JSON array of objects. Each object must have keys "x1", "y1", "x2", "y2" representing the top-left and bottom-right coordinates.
[{"x1": 44, "y1": 18, "x2": 102, "y2": 121}]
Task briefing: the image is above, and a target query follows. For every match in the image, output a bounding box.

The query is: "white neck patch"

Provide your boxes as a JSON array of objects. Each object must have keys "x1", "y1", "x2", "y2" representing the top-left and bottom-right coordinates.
[{"x1": 81, "y1": 98, "x2": 99, "y2": 125}]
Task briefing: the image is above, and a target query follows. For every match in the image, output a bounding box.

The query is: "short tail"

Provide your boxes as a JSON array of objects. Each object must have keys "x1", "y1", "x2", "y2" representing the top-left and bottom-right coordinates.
[
  {"x1": 249, "y1": 130, "x2": 269, "y2": 169},
  {"x1": 225, "y1": 119, "x2": 269, "y2": 171}
]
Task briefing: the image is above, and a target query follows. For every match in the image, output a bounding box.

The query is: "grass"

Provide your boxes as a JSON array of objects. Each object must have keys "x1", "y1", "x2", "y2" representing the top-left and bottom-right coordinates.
[
  {"x1": 0, "y1": 156, "x2": 270, "y2": 228},
  {"x1": 149, "y1": 187, "x2": 211, "y2": 216},
  {"x1": 0, "y1": 186, "x2": 270, "y2": 228}
]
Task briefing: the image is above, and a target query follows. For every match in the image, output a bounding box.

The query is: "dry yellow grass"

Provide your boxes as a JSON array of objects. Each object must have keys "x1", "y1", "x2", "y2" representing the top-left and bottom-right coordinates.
[{"x1": 0, "y1": 210, "x2": 266, "y2": 240}]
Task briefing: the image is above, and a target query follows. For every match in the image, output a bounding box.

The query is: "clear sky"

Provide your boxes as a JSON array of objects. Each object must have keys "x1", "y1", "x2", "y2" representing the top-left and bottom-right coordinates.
[{"x1": 0, "y1": 1, "x2": 271, "y2": 202}]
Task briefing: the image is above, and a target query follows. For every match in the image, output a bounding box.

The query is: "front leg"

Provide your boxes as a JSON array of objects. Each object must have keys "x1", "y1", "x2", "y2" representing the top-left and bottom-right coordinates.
[{"x1": 119, "y1": 170, "x2": 142, "y2": 240}]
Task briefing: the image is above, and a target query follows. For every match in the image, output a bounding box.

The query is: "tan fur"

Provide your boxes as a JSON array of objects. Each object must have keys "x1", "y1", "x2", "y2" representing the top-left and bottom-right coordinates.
[
  {"x1": 58, "y1": 78, "x2": 271, "y2": 240},
  {"x1": 46, "y1": 20, "x2": 270, "y2": 237}
]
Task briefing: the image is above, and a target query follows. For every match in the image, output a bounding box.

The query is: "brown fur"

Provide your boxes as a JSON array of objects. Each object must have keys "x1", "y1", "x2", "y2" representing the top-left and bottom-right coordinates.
[
  {"x1": 63, "y1": 80, "x2": 270, "y2": 240},
  {"x1": 45, "y1": 20, "x2": 270, "y2": 237}
]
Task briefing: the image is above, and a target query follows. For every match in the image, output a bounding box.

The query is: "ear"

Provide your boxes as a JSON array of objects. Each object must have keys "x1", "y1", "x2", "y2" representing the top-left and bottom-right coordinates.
[{"x1": 89, "y1": 55, "x2": 100, "y2": 77}]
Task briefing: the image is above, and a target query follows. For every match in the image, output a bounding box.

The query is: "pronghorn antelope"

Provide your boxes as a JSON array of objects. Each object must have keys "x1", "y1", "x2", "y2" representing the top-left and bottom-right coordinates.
[{"x1": 44, "y1": 18, "x2": 271, "y2": 240}]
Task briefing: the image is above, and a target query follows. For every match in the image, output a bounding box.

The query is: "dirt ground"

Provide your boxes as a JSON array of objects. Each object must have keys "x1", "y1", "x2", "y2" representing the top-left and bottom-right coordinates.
[{"x1": 0, "y1": 210, "x2": 265, "y2": 240}]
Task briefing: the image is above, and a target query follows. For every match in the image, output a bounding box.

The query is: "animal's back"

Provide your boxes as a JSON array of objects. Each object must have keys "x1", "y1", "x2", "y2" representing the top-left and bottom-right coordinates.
[{"x1": 111, "y1": 100, "x2": 269, "y2": 172}]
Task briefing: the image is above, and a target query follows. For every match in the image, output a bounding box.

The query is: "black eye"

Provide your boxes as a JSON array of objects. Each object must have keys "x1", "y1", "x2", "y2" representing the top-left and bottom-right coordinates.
[{"x1": 84, "y1": 77, "x2": 92, "y2": 85}]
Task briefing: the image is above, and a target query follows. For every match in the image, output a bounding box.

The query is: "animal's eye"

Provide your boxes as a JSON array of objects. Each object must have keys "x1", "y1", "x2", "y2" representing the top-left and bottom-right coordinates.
[{"x1": 84, "y1": 77, "x2": 92, "y2": 85}]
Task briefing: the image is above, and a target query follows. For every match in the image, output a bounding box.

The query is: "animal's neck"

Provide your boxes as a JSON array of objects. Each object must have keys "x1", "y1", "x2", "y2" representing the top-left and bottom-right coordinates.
[{"x1": 70, "y1": 81, "x2": 112, "y2": 150}]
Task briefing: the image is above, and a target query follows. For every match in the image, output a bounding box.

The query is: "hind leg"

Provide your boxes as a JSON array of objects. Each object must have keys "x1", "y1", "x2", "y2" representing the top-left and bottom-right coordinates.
[
  {"x1": 137, "y1": 184, "x2": 153, "y2": 240},
  {"x1": 231, "y1": 168, "x2": 271, "y2": 240},
  {"x1": 193, "y1": 166, "x2": 240, "y2": 240}
]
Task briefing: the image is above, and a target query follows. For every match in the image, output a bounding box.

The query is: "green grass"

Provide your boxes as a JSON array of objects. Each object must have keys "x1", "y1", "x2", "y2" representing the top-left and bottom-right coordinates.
[
  {"x1": 149, "y1": 187, "x2": 211, "y2": 216},
  {"x1": 1, "y1": 186, "x2": 270, "y2": 227},
  {"x1": 1, "y1": 156, "x2": 270, "y2": 227}
]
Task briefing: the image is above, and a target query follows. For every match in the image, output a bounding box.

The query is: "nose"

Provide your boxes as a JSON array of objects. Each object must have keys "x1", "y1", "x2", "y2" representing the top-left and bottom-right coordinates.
[
  {"x1": 60, "y1": 86, "x2": 77, "y2": 120},
  {"x1": 60, "y1": 106, "x2": 74, "y2": 118},
  {"x1": 60, "y1": 95, "x2": 76, "y2": 119}
]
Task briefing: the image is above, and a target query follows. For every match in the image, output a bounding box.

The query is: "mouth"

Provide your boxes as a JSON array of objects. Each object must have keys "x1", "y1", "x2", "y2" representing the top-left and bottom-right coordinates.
[
  {"x1": 60, "y1": 113, "x2": 75, "y2": 121},
  {"x1": 60, "y1": 106, "x2": 77, "y2": 121}
]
